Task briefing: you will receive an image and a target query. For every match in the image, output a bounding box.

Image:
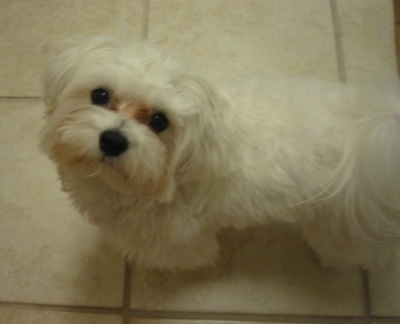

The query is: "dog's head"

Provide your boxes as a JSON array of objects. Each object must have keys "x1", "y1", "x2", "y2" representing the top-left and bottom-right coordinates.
[{"x1": 40, "y1": 36, "x2": 232, "y2": 202}]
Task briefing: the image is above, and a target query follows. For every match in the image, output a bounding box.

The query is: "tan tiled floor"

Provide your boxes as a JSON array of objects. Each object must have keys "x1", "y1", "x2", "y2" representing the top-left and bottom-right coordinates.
[{"x1": 0, "y1": 1, "x2": 398, "y2": 324}]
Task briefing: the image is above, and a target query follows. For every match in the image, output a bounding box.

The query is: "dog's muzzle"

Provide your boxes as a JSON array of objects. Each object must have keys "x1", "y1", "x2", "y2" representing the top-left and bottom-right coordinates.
[{"x1": 99, "y1": 130, "x2": 129, "y2": 157}]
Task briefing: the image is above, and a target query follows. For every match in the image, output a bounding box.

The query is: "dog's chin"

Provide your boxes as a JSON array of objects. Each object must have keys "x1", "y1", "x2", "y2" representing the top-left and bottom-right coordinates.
[{"x1": 101, "y1": 169, "x2": 162, "y2": 195}]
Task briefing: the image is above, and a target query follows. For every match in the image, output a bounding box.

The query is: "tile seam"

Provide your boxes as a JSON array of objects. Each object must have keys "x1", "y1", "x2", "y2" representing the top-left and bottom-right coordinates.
[
  {"x1": 141, "y1": 0, "x2": 150, "y2": 41},
  {"x1": 370, "y1": 315, "x2": 400, "y2": 322},
  {"x1": 362, "y1": 270, "x2": 372, "y2": 324},
  {"x1": 393, "y1": 0, "x2": 400, "y2": 76},
  {"x1": 127, "y1": 309, "x2": 369, "y2": 323},
  {"x1": 329, "y1": 0, "x2": 347, "y2": 83},
  {"x1": 122, "y1": 259, "x2": 132, "y2": 324},
  {"x1": 0, "y1": 301, "x2": 122, "y2": 315},
  {"x1": 2, "y1": 302, "x2": 399, "y2": 322},
  {"x1": 0, "y1": 96, "x2": 41, "y2": 100}
]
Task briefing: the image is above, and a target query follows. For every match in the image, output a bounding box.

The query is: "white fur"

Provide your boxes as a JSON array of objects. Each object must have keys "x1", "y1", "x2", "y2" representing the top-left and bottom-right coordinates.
[{"x1": 40, "y1": 35, "x2": 400, "y2": 270}]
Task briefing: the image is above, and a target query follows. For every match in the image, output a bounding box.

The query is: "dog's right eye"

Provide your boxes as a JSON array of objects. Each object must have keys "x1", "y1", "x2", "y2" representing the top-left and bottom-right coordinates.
[{"x1": 91, "y1": 88, "x2": 110, "y2": 106}]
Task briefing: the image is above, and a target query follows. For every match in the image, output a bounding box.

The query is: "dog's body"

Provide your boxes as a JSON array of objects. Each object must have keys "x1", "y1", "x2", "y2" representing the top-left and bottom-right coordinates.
[{"x1": 40, "y1": 36, "x2": 400, "y2": 270}]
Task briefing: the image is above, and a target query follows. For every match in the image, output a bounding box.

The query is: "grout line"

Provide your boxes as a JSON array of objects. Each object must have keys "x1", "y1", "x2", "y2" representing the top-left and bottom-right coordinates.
[
  {"x1": 141, "y1": 0, "x2": 150, "y2": 41},
  {"x1": 127, "y1": 309, "x2": 369, "y2": 323},
  {"x1": 362, "y1": 269, "x2": 372, "y2": 324},
  {"x1": 393, "y1": 0, "x2": 400, "y2": 76},
  {"x1": 1, "y1": 300, "x2": 399, "y2": 323},
  {"x1": 329, "y1": 0, "x2": 347, "y2": 83},
  {"x1": 0, "y1": 96, "x2": 41, "y2": 100},
  {"x1": 0, "y1": 301, "x2": 122, "y2": 315},
  {"x1": 122, "y1": 258, "x2": 133, "y2": 324},
  {"x1": 370, "y1": 316, "x2": 400, "y2": 323}
]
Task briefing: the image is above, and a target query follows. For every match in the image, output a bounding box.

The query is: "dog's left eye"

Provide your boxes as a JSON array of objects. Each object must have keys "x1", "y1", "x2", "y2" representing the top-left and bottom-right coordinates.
[
  {"x1": 149, "y1": 113, "x2": 169, "y2": 133},
  {"x1": 91, "y1": 88, "x2": 110, "y2": 106}
]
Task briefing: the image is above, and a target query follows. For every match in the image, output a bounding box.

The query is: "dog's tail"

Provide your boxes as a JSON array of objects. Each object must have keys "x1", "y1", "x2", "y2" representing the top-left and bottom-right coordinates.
[{"x1": 327, "y1": 88, "x2": 400, "y2": 243}]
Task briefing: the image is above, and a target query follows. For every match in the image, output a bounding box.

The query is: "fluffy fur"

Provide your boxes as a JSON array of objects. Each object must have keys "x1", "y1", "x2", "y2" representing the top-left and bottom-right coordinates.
[{"x1": 40, "y1": 35, "x2": 400, "y2": 270}]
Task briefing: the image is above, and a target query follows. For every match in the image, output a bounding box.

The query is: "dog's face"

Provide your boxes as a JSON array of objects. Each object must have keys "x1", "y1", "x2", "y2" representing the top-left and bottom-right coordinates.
[{"x1": 40, "y1": 36, "x2": 229, "y2": 201}]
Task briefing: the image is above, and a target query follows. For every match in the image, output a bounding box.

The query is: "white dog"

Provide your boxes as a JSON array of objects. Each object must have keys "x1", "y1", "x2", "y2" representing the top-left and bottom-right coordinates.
[{"x1": 40, "y1": 35, "x2": 400, "y2": 270}]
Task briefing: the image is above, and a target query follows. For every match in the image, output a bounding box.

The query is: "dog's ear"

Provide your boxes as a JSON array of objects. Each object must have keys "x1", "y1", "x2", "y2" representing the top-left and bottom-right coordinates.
[
  {"x1": 42, "y1": 40, "x2": 83, "y2": 116},
  {"x1": 172, "y1": 73, "x2": 225, "y2": 114},
  {"x1": 42, "y1": 36, "x2": 119, "y2": 116},
  {"x1": 170, "y1": 73, "x2": 235, "y2": 181}
]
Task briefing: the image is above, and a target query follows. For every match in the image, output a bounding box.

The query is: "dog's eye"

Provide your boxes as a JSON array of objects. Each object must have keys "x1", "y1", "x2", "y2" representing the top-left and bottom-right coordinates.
[
  {"x1": 91, "y1": 88, "x2": 110, "y2": 106},
  {"x1": 149, "y1": 113, "x2": 169, "y2": 133}
]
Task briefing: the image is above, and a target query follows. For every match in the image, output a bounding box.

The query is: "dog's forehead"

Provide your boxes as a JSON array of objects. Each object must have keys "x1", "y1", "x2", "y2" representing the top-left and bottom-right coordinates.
[
  {"x1": 61, "y1": 39, "x2": 195, "y2": 118},
  {"x1": 68, "y1": 61, "x2": 170, "y2": 104}
]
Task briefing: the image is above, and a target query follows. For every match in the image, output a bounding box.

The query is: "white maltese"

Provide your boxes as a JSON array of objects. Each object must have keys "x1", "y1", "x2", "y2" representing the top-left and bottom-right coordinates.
[{"x1": 40, "y1": 35, "x2": 400, "y2": 270}]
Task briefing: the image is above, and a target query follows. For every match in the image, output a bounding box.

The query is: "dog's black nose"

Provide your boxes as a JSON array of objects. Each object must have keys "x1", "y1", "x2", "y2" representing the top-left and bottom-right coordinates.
[{"x1": 99, "y1": 130, "x2": 129, "y2": 157}]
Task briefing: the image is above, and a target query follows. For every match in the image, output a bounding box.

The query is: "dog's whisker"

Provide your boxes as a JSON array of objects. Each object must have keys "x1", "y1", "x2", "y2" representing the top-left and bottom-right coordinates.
[{"x1": 84, "y1": 164, "x2": 103, "y2": 178}]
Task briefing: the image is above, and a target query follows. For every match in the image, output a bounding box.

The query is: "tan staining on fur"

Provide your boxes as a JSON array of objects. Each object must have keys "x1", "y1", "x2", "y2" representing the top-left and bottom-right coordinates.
[
  {"x1": 133, "y1": 105, "x2": 152, "y2": 124},
  {"x1": 50, "y1": 137, "x2": 98, "y2": 173},
  {"x1": 48, "y1": 123, "x2": 70, "y2": 162},
  {"x1": 49, "y1": 140, "x2": 65, "y2": 161},
  {"x1": 69, "y1": 153, "x2": 90, "y2": 167},
  {"x1": 106, "y1": 97, "x2": 152, "y2": 124},
  {"x1": 47, "y1": 111, "x2": 99, "y2": 173},
  {"x1": 118, "y1": 102, "x2": 151, "y2": 124},
  {"x1": 108, "y1": 96, "x2": 121, "y2": 112}
]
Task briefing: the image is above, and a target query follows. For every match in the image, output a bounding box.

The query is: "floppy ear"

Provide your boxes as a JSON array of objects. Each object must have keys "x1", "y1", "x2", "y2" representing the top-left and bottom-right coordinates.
[
  {"x1": 42, "y1": 36, "x2": 119, "y2": 115},
  {"x1": 170, "y1": 73, "x2": 235, "y2": 181},
  {"x1": 42, "y1": 43, "x2": 81, "y2": 116}
]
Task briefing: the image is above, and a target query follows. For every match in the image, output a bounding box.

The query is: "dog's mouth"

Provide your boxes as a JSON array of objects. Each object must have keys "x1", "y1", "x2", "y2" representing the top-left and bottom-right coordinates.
[{"x1": 47, "y1": 130, "x2": 169, "y2": 196}]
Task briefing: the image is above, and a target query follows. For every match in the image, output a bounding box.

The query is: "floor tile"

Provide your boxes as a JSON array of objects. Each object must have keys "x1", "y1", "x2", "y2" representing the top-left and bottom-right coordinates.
[
  {"x1": 130, "y1": 225, "x2": 364, "y2": 316},
  {"x1": 0, "y1": 99, "x2": 124, "y2": 306},
  {"x1": 0, "y1": 308, "x2": 120, "y2": 324},
  {"x1": 336, "y1": 0, "x2": 397, "y2": 80},
  {"x1": 147, "y1": 0, "x2": 338, "y2": 80},
  {"x1": 0, "y1": 0, "x2": 145, "y2": 97},
  {"x1": 1, "y1": 0, "x2": 398, "y2": 319},
  {"x1": 369, "y1": 251, "x2": 400, "y2": 316}
]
